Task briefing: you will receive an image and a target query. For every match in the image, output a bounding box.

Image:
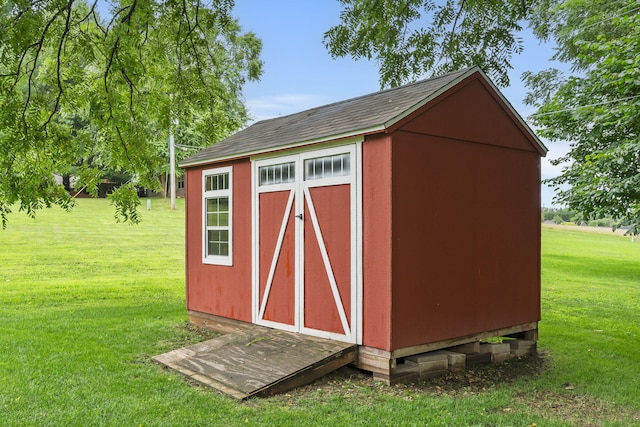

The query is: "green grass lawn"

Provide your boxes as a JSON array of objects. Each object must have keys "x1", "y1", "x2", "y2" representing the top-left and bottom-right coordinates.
[{"x1": 1, "y1": 200, "x2": 639, "y2": 426}]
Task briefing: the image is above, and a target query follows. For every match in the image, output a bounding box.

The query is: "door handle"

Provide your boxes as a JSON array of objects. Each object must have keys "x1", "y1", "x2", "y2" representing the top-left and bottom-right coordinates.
[{"x1": 296, "y1": 213, "x2": 303, "y2": 220}]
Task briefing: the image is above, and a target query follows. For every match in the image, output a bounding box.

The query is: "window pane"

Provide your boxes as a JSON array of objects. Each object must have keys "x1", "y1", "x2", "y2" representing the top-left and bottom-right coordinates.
[
  {"x1": 207, "y1": 198, "x2": 219, "y2": 214},
  {"x1": 219, "y1": 243, "x2": 229, "y2": 256},
  {"x1": 218, "y1": 197, "x2": 229, "y2": 212},
  {"x1": 205, "y1": 173, "x2": 229, "y2": 191},
  {"x1": 207, "y1": 230, "x2": 219, "y2": 255},
  {"x1": 305, "y1": 160, "x2": 313, "y2": 180},
  {"x1": 304, "y1": 153, "x2": 350, "y2": 180},
  {"x1": 259, "y1": 162, "x2": 296, "y2": 186},
  {"x1": 343, "y1": 154, "x2": 351, "y2": 174},
  {"x1": 218, "y1": 213, "x2": 229, "y2": 226},
  {"x1": 207, "y1": 198, "x2": 218, "y2": 212},
  {"x1": 260, "y1": 167, "x2": 267, "y2": 186},
  {"x1": 207, "y1": 229, "x2": 229, "y2": 256},
  {"x1": 206, "y1": 197, "x2": 229, "y2": 226},
  {"x1": 332, "y1": 156, "x2": 342, "y2": 175},
  {"x1": 323, "y1": 157, "x2": 332, "y2": 176}
]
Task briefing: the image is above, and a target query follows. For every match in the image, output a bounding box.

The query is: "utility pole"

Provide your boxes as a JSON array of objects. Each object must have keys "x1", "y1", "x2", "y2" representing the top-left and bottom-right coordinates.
[
  {"x1": 169, "y1": 93, "x2": 177, "y2": 210},
  {"x1": 169, "y1": 126, "x2": 176, "y2": 210}
]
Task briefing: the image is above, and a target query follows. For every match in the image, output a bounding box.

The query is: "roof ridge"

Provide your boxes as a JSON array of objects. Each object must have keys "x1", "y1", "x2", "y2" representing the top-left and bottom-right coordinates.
[
  {"x1": 250, "y1": 67, "x2": 474, "y2": 126},
  {"x1": 179, "y1": 67, "x2": 493, "y2": 167}
]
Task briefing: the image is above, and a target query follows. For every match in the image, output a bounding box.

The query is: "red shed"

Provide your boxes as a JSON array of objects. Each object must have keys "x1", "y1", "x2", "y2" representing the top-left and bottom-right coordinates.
[{"x1": 179, "y1": 67, "x2": 547, "y2": 379}]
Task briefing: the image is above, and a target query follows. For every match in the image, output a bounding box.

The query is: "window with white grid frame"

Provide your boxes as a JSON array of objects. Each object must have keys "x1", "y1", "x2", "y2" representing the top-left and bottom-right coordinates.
[
  {"x1": 203, "y1": 167, "x2": 232, "y2": 265},
  {"x1": 304, "y1": 152, "x2": 350, "y2": 180}
]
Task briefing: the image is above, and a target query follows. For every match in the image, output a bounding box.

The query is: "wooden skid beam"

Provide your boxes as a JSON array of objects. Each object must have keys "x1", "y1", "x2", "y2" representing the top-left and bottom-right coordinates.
[
  {"x1": 391, "y1": 322, "x2": 538, "y2": 359},
  {"x1": 355, "y1": 323, "x2": 538, "y2": 384}
]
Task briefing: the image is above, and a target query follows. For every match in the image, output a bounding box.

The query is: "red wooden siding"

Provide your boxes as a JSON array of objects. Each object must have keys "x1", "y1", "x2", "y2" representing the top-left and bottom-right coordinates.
[
  {"x1": 361, "y1": 134, "x2": 393, "y2": 350},
  {"x1": 185, "y1": 159, "x2": 252, "y2": 321},
  {"x1": 387, "y1": 82, "x2": 541, "y2": 349}
]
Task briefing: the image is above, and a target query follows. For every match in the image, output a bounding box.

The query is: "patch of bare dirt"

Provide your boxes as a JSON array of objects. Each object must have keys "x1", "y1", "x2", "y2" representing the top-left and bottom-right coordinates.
[
  {"x1": 293, "y1": 353, "x2": 547, "y2": 398},
  {"x1": 265, "y1": 354, "x2": 640, "y2": 425},
  {"x1": 512, "y1": 390, "x2": 640, "y2": 426}
]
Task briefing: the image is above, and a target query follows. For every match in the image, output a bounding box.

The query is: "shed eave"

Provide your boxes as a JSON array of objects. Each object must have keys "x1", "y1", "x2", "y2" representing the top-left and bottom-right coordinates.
[{"x1": 179, "y1": 124, "x2": 384, "y2": 168}]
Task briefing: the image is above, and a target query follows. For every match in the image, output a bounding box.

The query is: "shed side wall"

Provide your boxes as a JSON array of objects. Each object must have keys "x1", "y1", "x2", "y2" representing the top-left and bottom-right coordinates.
[
  {"x1": 184, "y1": 159, "x2": 252, "y2": 322},
  {"x1": 361, "y1": 134, "x2": 393, "y2": 350},
  {"x1": 389, "y1": 135, "x2": 541, "y2": 348}
]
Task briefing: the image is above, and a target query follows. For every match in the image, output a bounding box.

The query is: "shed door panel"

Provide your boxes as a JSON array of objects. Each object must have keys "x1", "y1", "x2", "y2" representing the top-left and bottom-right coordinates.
[
  {"x1": 258, "y1": 190, "x2": 296, "y2": 326},
  {"x1": 302, "y1": 185, "x2": 351, "y2": 335}
]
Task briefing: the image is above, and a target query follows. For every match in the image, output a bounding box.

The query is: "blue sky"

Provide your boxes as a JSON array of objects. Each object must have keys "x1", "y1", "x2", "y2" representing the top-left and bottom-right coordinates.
[{"x1": 233, "y1": 0, "x2": 567, "y2": 207}]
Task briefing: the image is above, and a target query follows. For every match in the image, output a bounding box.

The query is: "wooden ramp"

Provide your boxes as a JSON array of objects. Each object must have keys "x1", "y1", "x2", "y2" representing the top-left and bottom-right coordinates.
[{"x1": 152, "y1": 326, "x2": 357, "y2": 400}]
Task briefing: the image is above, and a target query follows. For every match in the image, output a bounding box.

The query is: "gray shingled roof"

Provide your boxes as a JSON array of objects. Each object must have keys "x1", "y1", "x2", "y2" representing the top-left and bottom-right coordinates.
[{"x1": 180, "y1": 68, "x2": 476, "y2": 167}]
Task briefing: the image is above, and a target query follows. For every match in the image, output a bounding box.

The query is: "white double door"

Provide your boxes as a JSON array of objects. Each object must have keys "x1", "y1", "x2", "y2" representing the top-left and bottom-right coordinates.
[{"x1": 252, "y1": 144, "x2": 361, "y2": 343}]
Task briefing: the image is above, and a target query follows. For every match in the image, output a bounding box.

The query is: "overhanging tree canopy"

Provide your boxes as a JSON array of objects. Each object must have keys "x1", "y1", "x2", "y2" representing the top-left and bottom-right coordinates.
[
  {"x1": 323, "y1": 0, "x2": 531, "y2": 88},
  {"x1": 524, "y1": 0, "x2": 640, "y2": 232},
  {"x1": 0, "y1": 0, "x2": 262, "y2": 226},
  {"x1": 326, "y1": 0, "x2": 640, "y2": 233}
]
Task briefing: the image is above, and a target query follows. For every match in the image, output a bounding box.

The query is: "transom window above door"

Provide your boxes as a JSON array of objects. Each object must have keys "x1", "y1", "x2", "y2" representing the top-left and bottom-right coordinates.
[
  {"x1": 259, "y1": 162, "x2": 295, "y2": 186},
  {"x1": 304, "y1": 153, "x2": 350, "y2": 180}
]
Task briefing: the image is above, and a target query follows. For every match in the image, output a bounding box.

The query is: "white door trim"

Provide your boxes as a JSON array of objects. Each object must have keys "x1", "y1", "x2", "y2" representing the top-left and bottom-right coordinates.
[{"x1": 252, "y1": 142, "x2": 363, "y2": 344}]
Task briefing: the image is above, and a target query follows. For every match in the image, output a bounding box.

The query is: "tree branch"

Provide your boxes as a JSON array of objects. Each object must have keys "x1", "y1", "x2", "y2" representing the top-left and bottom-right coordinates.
[
  {"x1": 447, "y1": 0, "x2": 466, "y2": 62},
  {"x1": 41, "y1": 0, "x2": 75, "y2": 131},
  {"x1": 77, "y1": 0, "x2": 98, "y2": 24},
  {"x1": 18, "y1": 2, "x2": 70, "y2": 135},
  {"x1": 120, "y1": 67, "x2": 136, "y2": 119},
  {"x1": 119, "y1": 0, "x2": 137, "y2": 25},
  {"x1": 104, "y1": 37, "x2": 120, "y2": 93},
  {"x1": 11, "y1": 0, "x2": 47, "y2": 24}
]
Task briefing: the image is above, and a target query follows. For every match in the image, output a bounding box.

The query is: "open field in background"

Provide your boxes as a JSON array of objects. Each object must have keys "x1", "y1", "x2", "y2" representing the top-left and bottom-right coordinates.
[
  {"x1": 543, "y1": 222, "x2": 633, "y2": 237},
  {"x1": 1, "y1": 199, "x2": 639, "y2": 426}
]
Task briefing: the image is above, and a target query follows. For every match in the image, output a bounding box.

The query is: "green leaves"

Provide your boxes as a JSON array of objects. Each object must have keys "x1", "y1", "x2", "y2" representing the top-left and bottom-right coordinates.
[
  {"x1": 525, "y1": 0, "x2": 640, "y2": 232},
  {"x1": 108, "y1": 182, "x2": 141, "y2": 224},
  {"x1": 0, "y1": 0, "x2": 262, "y2": 225},
  {"x1": 324, "y1": 0, "x2": 529, "y2": 88}
]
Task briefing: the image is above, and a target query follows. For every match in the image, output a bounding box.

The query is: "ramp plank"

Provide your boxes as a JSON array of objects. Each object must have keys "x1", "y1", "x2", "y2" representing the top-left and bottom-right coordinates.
[{"x1": 153, "y1": 326, "x2": 357, "y2": 400}]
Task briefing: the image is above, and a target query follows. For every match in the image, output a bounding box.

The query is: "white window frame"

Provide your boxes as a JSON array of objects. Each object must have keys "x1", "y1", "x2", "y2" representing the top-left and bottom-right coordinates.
[{"x1": 202, "y1": 166, "x2": 233, "y2": 266}]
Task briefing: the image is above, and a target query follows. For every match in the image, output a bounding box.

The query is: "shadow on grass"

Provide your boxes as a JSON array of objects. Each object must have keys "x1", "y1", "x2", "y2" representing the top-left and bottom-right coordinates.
[
  {"x1": 274, "y1": 353, "x2": 547, "y2": 400},
  {"x1": 544, "y1": 253, "x2": 640, "y2": 283}
]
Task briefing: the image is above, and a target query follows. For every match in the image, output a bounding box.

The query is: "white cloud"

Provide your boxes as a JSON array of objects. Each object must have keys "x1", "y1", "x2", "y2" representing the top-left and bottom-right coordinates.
[
  {"x1": 540, "y1": 139, "x2": 571, "y2": 179},
  {"x1": 245, "y1": 93, "x2": 332, "y2": 123}
]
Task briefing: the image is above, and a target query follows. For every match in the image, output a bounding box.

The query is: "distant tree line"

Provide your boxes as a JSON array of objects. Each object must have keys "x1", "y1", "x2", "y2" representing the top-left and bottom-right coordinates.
[{"x1": 542, "y1": 208, "x2": 618, "y2": 228}]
